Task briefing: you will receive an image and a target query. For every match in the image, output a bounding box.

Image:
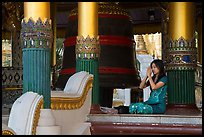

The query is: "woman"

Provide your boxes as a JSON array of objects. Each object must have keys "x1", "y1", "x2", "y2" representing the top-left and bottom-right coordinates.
[{"x1": 129, "y1": 59, "x2": 167, "y2": 114}]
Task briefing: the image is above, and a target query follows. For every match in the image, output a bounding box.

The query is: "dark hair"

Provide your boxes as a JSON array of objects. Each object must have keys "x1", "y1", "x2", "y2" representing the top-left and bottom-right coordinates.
[
  {"x1": 146, "y1": 59, "x2": 166, "y2": 90},
  {"x1": 150, "y1": 59, "x2": 165, "y2": 75},
  {"x1": 150, "y1": 59, "x2": 166, "y2": 83}
]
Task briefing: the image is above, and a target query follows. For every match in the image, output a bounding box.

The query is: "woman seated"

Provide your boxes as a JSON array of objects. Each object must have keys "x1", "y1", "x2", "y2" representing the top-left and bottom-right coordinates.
[{"x1": 129, "y1": 59, "x2": 167, "y2": 114}]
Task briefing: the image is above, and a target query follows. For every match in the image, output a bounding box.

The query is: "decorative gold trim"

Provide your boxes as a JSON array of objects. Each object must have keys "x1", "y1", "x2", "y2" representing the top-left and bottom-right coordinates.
[
  {"x1": 51, "y1": 77, "x2": 93, "y2": 110},
  {"x1": 21, "y1": 17, "x2": 52, "y2": 26},
  {"x1": 76, "y1": 35, "x2": 100, "y2": 59},
  {"x1": 21, "y1": 17, "x2": 53, "y2": 49},
  {"x1": 2, "y1": 130, "x2": 15, "y2": 135},
  {"x1": 2, "y1": 87, "x2": 23, "y2": 91},
  {"x1": 165, "y1": 36, "x2": 197, "y2": 70},
  {"x1": 32, "y1": 98, "x2": 44, "y2": 135},
  {"x1": 69, "y1": 3, "x2": 130, "y2": 19}
]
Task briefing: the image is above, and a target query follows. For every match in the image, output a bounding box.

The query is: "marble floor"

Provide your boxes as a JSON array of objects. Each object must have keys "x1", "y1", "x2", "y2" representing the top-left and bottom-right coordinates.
[{"x1": 87, "y1": 113, "x2": 202, "y2": 125}]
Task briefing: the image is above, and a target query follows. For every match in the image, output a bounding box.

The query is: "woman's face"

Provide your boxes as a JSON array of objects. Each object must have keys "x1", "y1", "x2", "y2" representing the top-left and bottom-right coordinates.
[{"x1": 151, "y1": 63, "x2": 160, "y2": 75}]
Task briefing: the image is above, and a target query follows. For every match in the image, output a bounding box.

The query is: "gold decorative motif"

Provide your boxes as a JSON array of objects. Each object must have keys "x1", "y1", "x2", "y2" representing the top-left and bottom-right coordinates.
[
  {"x1": 21, "y1": 17, "x2": 53, "y2": 49},
  {"x1": 21, "y1": 17, "x2": 52, "y2": 27},
  {"x1": 69, "y1": 3, "x2": 130, "y2": 19},
  {"x1": 51, "y1": 77, "x2": 93, "y2": 110},
  {"x1": 76, "y1": 35, "x2": 100, "y2": 59},
  {"x1": 32, "y1": 98, "x2": 44, "y2": 135},
  {"x1": 165, "y1": 36, "x2": 197, "y2": 70},
  {"x1": 2, "y1": 130, "x2": 15, "y2": 135}
]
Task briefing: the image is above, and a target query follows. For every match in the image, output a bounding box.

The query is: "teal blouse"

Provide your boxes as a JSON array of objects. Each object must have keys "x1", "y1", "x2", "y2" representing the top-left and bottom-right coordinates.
[{"x1": 129, "y1": 76, "x2": 167, "y2": 114}]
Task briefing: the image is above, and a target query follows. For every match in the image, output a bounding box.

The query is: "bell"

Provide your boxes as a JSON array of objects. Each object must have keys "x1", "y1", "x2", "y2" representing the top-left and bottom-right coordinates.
[{"x1": 55, "y1": 3, "x2": 141, "y2": 107}]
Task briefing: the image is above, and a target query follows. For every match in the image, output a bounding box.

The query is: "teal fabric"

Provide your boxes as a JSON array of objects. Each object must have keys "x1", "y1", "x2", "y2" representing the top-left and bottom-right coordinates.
[
  {"x1": 129, "y1": 102, "x2": 153, "y2": 114},
  {"x1": 129, "y1": 76, "x2": 167, "y2": 114}
]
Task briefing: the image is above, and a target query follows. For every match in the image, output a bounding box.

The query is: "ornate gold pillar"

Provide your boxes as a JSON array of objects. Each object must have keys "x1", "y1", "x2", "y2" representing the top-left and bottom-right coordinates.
[
  {"x1": 76, "y1": 2, "x2": 100, "y2": 104},
  {"x1": 21, "y1": 2, "x2": 52, "y2": 108},
  {"x1": 166, "y1": 2, "x2": 199, "y2": 114}
]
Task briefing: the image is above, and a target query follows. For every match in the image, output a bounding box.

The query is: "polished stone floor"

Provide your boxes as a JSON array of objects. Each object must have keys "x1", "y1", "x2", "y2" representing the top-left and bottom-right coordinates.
[
  {"x1": 87, "y1": 113, "x2": 202, "y2": 125},
  {"x1": 88, "y1": 105, "x2": 202, "y2": 125}
]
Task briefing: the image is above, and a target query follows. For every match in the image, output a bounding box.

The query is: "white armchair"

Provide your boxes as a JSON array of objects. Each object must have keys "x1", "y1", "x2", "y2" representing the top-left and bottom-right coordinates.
[
  {"x1": 2, "y1": 92, "x2": 43, "y2": 135},
  {"x1": 2, "y1": 71, "x2": 93, "y2": 135},
  {"x1": 51, "y1": 71, "x2": 94, "y2": 135}
]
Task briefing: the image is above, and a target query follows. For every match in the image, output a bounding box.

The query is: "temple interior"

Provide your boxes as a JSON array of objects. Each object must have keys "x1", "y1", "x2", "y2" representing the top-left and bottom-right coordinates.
[{"x1": 2, "y1": 2, "x2": 202, "y2": 135}]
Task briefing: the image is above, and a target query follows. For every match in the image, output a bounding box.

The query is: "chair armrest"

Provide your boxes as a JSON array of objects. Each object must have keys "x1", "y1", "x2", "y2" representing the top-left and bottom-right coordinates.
[
  {"x1": 51, "y1": 77, "x2": 93, "y2": 110},
  {"x1": 2, "y1": 123, "x2": 16, "y2": 135}
]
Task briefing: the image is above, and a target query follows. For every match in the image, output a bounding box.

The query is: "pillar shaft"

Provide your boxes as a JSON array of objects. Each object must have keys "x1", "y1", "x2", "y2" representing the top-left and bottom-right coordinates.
[
  {"x1": 21, "y1": 2, "x2": 52, "y2": 108},
  {"x1": 76, "y1": 59, "x2": 100, "y2": 104},
  {"x1": 78, "y1": 2, "x2": 98, "y2": 38},
  {"x1": 76, "y1": 2, "x2": 100, "y2": 104},
  {"x1": 24, "y1": 2, "x2": 50, "y2": 22},
  {"x1": 167, "y1": 70, "x2": 195, "y2": 104},
  {"x1": 166, "y1": 2, "x2": 197, "y2": 108},
  {"x1": 23, "y1": 49, "x2": 51, "y2": 107},
  {"x1": 168, "y1": 2, "x2": 195, "y2": 40}
]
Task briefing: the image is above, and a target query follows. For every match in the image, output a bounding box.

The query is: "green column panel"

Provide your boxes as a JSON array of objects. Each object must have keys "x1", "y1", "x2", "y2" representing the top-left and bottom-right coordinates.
[
  {"x1": 76, "y1": 59, "x2": 99, "y2": 104},
  {"x1": 23, "y1": 48, "x2": 51, "y2": 108},
  {"x1": 167, "y1": 70, "x2": 195, "y2": 104}
]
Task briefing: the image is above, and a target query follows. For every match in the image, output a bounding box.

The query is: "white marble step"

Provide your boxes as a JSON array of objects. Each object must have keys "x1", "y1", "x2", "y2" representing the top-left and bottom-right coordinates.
[{"x1": 87, "y1": 113, "x2": 202, "y2": 125}]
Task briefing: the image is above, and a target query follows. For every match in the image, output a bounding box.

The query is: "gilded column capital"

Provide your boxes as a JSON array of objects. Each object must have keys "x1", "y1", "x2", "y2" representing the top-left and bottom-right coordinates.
[
  {"x1": 20, "y1": 17, "x2": 53, "y2": 49},
  {"x1": 165, "y1": 36, "x2": 197, "y2": 70},
  {"x1": 76, "y1": 35, "x2": 100, "y2": 59}
]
